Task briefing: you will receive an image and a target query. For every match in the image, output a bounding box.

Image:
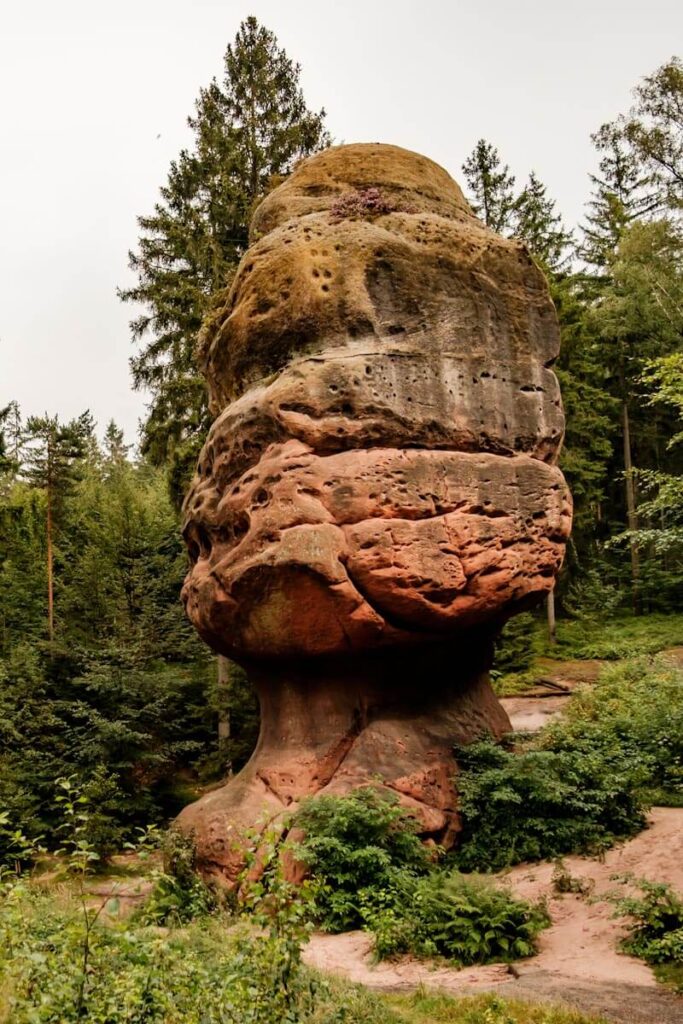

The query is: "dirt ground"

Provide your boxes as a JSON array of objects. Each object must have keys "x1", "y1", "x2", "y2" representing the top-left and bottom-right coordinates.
[
  {"x1": 305, "y1": 659, "x2": 683, "y2": 1023},
  {"x1": 303, "y1": 809, "x2": 683, "y2": 1022},
  {"x1": 305, "y1": 802, "x2": 683, "y2": 1019}
]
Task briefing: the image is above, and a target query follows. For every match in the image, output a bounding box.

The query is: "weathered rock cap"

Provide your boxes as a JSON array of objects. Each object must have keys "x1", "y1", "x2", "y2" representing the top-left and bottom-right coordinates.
[
  {"x1": 182, "y1": 142, "x2": 572, "y2": 663},
  {"x1": 250, "y1": 142, "x2": 474, "y2": 240}
]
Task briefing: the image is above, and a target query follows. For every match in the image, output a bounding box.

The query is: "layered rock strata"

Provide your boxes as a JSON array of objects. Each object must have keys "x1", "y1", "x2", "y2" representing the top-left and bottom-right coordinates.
[{"x1": 177, "y1": 143, "x2": 572, "y2": 882}]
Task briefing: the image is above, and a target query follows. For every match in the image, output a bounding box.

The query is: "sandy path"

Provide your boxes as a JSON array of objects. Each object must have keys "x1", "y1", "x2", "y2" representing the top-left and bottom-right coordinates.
[{"x1": 303, "y1": 808, "x2": 683, "y2": 1022}]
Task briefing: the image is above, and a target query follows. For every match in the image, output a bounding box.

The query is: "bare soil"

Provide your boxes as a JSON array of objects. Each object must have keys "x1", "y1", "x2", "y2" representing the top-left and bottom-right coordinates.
[{"x1": 304, "y1": 808, "x2": 683, "y2": 1022}]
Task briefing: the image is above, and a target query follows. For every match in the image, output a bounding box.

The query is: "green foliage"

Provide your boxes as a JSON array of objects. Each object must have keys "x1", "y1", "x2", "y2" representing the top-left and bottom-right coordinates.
[
  {"x1": 138, "y1": 828, "x2": 216, "y2": 926},
  {"x1": 512, "y1": 171, "x2": 573, "y2": 273},
  {"x1": 120, "y1": 16, "x2": 330, "y2": 492},
  {"x1": 541, "y1": 612, "x2": 683, "y2": 661},
  {"x1": 291, "y1": 789, "x2": 547, "y2": 967},
  {"x1": 369, "y1": 870, "x2": 548, "y2": 965},
  {"x1": 621, "y1": 56, "x2": 683, "y2": 211},
  {"x1": 0, "y1": 883, "x2": 398, "y2": 1024},
  {"x1": 385, "y1": 991, "x2": 608, "y2": 1024},
  {"x1": 453, "y1": 737, "x2": 646, "y2": 872},
  {"x1": 462, "y1": 140, "x2": 516, "y2": 233},
  {"x1": 0, "y1": 414, "x2": 236, "y2": 857},
  {"x1": 580, "y1": 121, "x2": 653, "y2": 271},
  {"x1": 556, "y1": 657, "x2": 683, "y2": 804},
  {"x1": 456, "y1": 657, "x2": 683, "y2": 870},
  {"x1": 292, "y1": 787, "x2": 432, "y2": 932},
  {"x1": 615, "y1": 879, "x2": 683, "y2": 990},
  {"x1": 493, "y1": 613, "x2": 539, "y2": 676}
]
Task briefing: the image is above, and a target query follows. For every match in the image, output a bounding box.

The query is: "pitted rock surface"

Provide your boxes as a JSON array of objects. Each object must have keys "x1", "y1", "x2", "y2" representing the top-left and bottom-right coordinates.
[{"x1": 178, "y1": 144, "x2": 572, "y2": 882}]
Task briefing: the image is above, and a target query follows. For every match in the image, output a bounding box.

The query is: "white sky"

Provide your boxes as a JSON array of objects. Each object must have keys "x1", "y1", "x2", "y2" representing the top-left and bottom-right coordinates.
[{"x1": 1, "y1": 0, "x2": 681, "y2": 444}]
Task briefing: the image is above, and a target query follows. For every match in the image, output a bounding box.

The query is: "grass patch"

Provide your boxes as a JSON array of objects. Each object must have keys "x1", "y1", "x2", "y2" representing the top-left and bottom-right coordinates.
[
  {"x1": 493, "y1": 613, "x2": 683, "y2": 694},
  {"x1": 384, "y1": 990, "x2": 608, "y2": 1023}
]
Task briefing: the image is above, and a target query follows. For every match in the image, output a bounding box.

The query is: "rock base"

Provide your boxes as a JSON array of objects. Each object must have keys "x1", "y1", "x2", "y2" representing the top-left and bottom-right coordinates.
[{"x1": 176, "y1": 636, "x2": 511, "y2": 885}]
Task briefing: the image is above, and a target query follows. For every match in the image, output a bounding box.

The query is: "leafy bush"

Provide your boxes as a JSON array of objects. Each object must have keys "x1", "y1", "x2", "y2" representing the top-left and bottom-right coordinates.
[
  {"x1": 370, "y1": 869, "x2": 548, "y2": 964},
  {"x1": 0, "y1": 882, "x2": 396, "y2": 1024},
  {"x1": 493, "y1": 613, "x2": 539, "y2": 676},
  {"x1": 455, "y1": 657, "x2": 683, "y2": 870},
  {"x1": 556, "y1": 657, "x2": 683, "y2": 805},
  {"x1": 291, "y1": 789, "x2": 547, "y2": 966},
  {"x1": 452, "y1": 739, "x2": 646, "y2": 872},
  {"x1": 616, "y1": 879, "x2": 683, "y2": 978},
  {"x1": 137, "y1": 828, "x2": 216, "y2": 926},
  {"x1": 292, "y1": 787, "x2": 432, "y2": 932}
]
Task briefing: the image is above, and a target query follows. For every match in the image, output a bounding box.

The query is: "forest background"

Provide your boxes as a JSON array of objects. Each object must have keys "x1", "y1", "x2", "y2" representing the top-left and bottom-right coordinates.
[{"x1": 1, "y1": 19, "x2": 682, "y2": 857}]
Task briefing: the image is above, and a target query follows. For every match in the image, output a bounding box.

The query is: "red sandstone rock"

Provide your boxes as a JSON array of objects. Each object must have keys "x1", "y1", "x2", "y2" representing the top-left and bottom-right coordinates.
[{"x1": 177, "y1": 144, "x2": 572, "y2": 882}]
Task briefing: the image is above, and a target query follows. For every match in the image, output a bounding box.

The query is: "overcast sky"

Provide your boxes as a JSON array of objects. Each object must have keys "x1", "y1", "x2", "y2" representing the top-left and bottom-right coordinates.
[{"x1": 1, "y1": 0, "x2": 680, "y2": 444}]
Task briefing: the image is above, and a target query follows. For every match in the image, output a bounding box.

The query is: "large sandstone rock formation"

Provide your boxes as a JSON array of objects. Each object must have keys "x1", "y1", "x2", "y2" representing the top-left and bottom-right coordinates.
[{"x1": 177, "y1": 143, "x2": 572, "y2": 882}]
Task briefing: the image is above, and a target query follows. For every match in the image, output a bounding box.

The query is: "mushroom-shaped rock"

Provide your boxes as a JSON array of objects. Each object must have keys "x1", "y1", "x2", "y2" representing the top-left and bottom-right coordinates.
[{"x1": 177, "y1": 143, "x2": 572, "y2": 883}]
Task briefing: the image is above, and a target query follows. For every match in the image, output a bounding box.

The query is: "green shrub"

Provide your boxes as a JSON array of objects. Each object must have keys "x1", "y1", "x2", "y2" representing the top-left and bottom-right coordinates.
[
  {"x1": 452, "y1": 739, "x2": 646, "y2": 872},
  {"x1": 292, "y1": 787, "x2": 432, "y2": 932},
  {"x1": 0, "y1": 882, "x2": 395, "y2": 1023},
  {"x1": 493, "y1": 613, "x2": 540, "y2": 676},
  {"x1": 138, "y1": 828, "x2": 216, "y2": 926},
  {"x1": 455, "y1": 656, "x2": 683, "y2": 870},
  {"x1": 291, "y1": 790, "x2": 547, "y2": 967},
  {"x1": 370, "y1": 870, "x2": 548, "y2": 964},
  {"x1": 554, "y1": 657, "x2": 683, "y2": 804},
  {"x1": 616, "y1": 879, "x2": 683, "y2": 981}
]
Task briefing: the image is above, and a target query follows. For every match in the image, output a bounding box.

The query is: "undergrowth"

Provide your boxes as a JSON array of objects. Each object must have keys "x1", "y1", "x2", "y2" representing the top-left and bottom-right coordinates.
[
  {"x1": 494, "y1": 612, "x2": 683, "y2": 695},
  {"x1": 385, "y1": 991, "x2": 609, "y2": 1024},
  {"x1": 291, "y1": 788, "x2": 548, "y2": 964},
  {"x1": 455, "y1": 657, "x2": 682, "y2": 870},
  {"x1": 614, "y1": 879, "x2": 683, "y2": 993}
]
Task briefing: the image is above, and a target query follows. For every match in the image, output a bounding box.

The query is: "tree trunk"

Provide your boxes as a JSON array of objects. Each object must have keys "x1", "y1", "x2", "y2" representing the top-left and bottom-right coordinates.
[
  {"x1": 622, "y1": 399, "x2": 641, "y2": 613},
  {"x1": 546, "y1": 586, "x2": 557, "y2": 644},
  {"x1": 46, "y1": 484, "x2": 54, "y2": 643},
  {"x1": 217, "y1": 655, "x2": 232, "y2": 777}
]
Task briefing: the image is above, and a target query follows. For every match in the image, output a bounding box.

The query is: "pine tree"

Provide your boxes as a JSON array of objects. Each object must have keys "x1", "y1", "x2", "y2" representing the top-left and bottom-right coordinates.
[
  {"x1": 461, "y1": 139, "x2": 516, "y2": 234},
  {"x1": 0, "y1": 406, "x2": 10, "y2": 474},
  {"x1": 512, "y1": 171, "x2": 573, "y2": 273},
  {"x1": 23, "y1": 413, "x2": 91, "y2": 640},
  {"x1": 580, "y1": 123, "x2": 653, "y2": 271},
  {"x1": 120, "y1": 17, "x2": 330, "y2": 495}
]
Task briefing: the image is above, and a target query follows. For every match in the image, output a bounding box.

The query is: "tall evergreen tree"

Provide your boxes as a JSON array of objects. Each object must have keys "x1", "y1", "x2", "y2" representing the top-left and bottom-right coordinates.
[
  {"x1": 120, "y1": 17, "x2": 330, "y2": 495},
  {"x1": 23, "y1": 413, "x2": 92, "y2": 641},
  {"x1": 461, "y1": 139, "x2": 516, "y2": 233},
  {"x1": 512, "y1": 171, "x2": 573, "y2": 273},
  {"x1": 580, "y1": 122, "x2": 654, "y2": 271}
]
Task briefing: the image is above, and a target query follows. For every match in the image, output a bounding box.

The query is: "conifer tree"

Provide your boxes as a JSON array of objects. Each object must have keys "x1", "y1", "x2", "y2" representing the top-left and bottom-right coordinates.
[
  {"x1": 23, "y1": 413, "x2": 91, "y2": 640},
  {"x1": 580, "y1": 123, "x2": 653, "y2": 271},
  {"x1": 120, "y1": 17, "x2": 330, "y2": 494},
  {"x1": 461, "y1": 140, "x2": 516, "y2": 233},
  {"x1": 0, "y1": 407, "x2": 10, "y2": 474},
  {"x1": 512, "y1": 171, "x2": 573, "y2": 273}
]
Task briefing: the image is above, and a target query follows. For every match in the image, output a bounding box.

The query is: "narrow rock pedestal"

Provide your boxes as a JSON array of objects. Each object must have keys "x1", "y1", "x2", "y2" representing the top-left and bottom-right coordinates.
[{"x1": 177, "y1": 638, "x2": 510, "y2": 883}]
